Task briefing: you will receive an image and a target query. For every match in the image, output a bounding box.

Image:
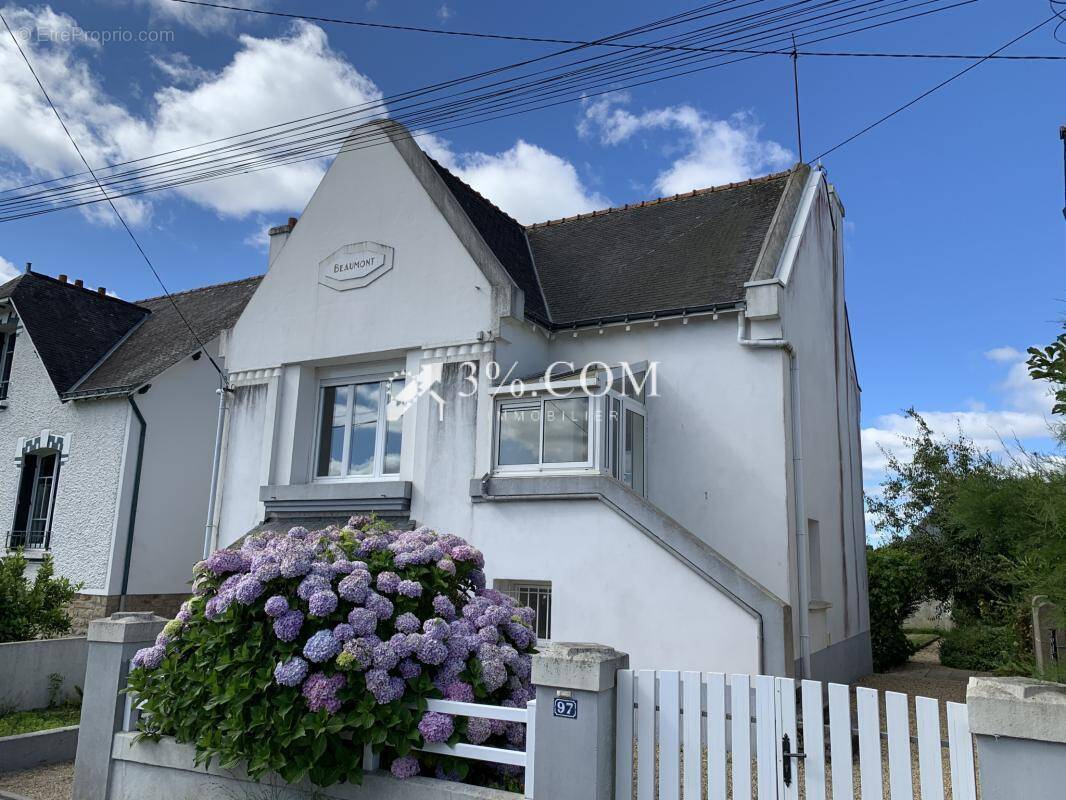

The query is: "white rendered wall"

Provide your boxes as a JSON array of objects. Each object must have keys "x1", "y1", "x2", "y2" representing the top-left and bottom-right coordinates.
[
  {"x1": 471, "y1": 498, "x2": 760, "y2": 673},
  {"x1": 493, "y1": 314, "x2": 792, "y2": 600},
  {"x1": 0, "y1": 328, "x2": 129, "y2": 593},
  {"x1": 224, "y1": 135, "x2": 496, "y2": 375},
  {"x1": 217, "y1": 382, "x2": 270, "y2": 548},
  {"x1": 122, "y1": 344, "x2": 224, "y2": 595},
  {"x1": 778, "y1": 180, "x2": 869, "y2": 660}
]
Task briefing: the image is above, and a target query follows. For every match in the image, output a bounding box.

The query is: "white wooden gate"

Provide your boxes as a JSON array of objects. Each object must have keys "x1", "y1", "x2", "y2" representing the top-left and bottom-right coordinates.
[{"x1": 615, "y1": 670, "x2": 977, "y2": 800}]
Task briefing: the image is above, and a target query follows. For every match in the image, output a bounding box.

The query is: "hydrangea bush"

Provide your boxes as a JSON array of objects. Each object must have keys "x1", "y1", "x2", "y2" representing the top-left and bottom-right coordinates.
[{"x1": 127, "y1": 517, "x2": 537, "y2": 789}]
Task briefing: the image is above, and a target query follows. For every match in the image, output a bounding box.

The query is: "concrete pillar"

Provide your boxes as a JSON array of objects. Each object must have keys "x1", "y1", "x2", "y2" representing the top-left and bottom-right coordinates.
[
  {"x1": 531, "y1": 642, "x2": 629, "y2": 800},
  {"x1": 72, "y1": 612, "x2": 167, "y2": 800},
  {"x1": 967, "y1": 676, "x2": 1066, "y2": 800}
]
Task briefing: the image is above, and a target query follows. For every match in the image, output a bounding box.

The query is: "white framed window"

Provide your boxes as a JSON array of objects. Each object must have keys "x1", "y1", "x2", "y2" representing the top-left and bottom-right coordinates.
[
  {"x1": 494, "y1": 393, "x2": 593, "y2": 472},
  {"x1": 8, "y1": 449, "x2": 60, "y2": 550},
  {"x1": 313, "y1": 375, "x2": 405, "y2": 480},
  {"x1": 495, "y1": 580, "x2": 552, "y2": 640}
]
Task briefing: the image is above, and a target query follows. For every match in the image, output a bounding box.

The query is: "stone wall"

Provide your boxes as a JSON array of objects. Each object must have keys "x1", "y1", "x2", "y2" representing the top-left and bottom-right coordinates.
[{"x1": 68, "y1": 593, "x2": 187, "y2": 634}]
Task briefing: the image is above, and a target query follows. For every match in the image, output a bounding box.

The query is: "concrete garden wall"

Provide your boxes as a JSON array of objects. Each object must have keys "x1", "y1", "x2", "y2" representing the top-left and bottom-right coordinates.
[
  {"x1": 0, "y1": 726, "x2": 78, "y2": 772},
  {"x1": 0, "y1": 636, "x2": 86, "y2": 711},
  {"x1": 108, "y1": 734, "x2": 519, "y2": 800}
]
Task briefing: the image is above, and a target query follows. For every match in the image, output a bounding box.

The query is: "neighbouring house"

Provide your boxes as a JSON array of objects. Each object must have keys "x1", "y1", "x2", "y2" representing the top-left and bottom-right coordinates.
[
  {"x1": 0, "y1": 269, "x2": 260, "y2": 631},
  {"x1": 211, "y1": 120, "x2": 870, "y2": 681}
]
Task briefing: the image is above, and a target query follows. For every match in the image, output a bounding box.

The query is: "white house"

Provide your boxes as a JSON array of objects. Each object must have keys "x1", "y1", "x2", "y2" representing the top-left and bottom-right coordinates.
[
  {"x1": 212, "y1": 120, "x2": 870, "y2": 681},
  {"x1": 0, "y1": 270, "x2": 259, "y2": 630}
]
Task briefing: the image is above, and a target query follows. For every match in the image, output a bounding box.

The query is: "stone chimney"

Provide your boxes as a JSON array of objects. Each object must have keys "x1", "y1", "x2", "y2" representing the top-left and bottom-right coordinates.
[{"x1": 267, "y1": 216, "x2": 297, "y2": 268}]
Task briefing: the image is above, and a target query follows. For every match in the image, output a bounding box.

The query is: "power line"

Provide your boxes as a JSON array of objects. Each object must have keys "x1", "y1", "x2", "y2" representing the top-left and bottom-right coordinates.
[
  {"x1": 0, "y1": 0, "x2": 984, "y2": 219},
  {"x1": 167, "y1": 0, "x2": 1066, "y2": 59},
  {"x1": 0, "y1": 10, "x2": 225, "y2": 377},
  {"x1": 810, "y1": 14, "x2": 1059, "y2": 162}
]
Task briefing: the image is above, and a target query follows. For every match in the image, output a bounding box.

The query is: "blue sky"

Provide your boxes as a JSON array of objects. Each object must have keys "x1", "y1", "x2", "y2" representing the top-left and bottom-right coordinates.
[{"x1": 0, "y1": 0, "x2": 1062, "y2": 520}]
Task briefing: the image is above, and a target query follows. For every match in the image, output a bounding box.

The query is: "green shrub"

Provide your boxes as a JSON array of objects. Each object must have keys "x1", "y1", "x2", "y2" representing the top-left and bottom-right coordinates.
[
  {"x1": 867, "y1": 543, "x2": 924, "y2": 672},
  {"x1": 939, "y1": 624, "x2": 1018, "y2": 671},
  {"x1": 0, "y1": 550, "x2": 80, "y2": 643}
]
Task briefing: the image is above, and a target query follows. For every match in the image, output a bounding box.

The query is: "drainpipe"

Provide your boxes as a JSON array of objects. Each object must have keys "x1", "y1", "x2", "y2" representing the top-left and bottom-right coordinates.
[
  {"x1": 118, "y1": 394, "x2": 148, "y2": 612},
  {"x1": 737, "y1": 312, "x2": 812, "y2": 679},
  {"x1": 202, "y1": 375, "x2": 230, "y2": 559}
]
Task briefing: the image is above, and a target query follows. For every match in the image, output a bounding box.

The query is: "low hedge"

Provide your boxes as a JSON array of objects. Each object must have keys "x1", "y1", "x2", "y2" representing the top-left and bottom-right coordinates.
[{"x1": 939, "y1": 624, "x2": 1017, "y2": 672}]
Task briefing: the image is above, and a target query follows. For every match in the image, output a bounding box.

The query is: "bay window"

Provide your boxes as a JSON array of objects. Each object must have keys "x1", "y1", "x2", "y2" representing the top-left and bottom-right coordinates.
[
  {"x1": 492, "y1": 364, "x2": 647, "y2": 494},
  {"x1": 314, "y1": 377, "x2": 405, "y2": 479}
]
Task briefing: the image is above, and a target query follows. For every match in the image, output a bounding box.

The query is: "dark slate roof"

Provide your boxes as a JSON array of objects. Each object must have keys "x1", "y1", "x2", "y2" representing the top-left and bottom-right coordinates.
[
  {"x1": 71, "y1": 276, "x2": 262, "y2": 396},
  {"x1": 0, "y1": 271, "x2": 260, "y2": 399},
  {"x1": 429, "y1": 159, "x2": 549, "y2": 324},
  {"x1": 0, "y1": 272, "x2": 149, "y2": 394},
  {"x1": 429, "y1": 158, "x2": 794, "y2": 328}
]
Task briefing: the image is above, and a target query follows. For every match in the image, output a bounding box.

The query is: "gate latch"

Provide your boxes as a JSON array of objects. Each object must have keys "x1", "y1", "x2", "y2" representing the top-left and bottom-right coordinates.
[{"x1": 781, "y1": 733, "x2": 807, "y2": 787}]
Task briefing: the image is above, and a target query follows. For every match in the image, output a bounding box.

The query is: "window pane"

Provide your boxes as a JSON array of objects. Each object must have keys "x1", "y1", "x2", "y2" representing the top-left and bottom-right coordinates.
[
  {"x1": 543, "y1": 398, "x2": 589, "y2": 464},
  {"x1": 0, "y1": 332, "x2": 14, "y2": 400},
  {"x1": 316, "y1": 386, "x2": 350, "y2": 477},
  {"x1": 498, "y1": 406, "x2": 540, "y2": 465},
  {"x1": 354, "y1": 382, "x2": 380, "y2": 418},
  {"x1": 624, "y1": 410, "x2": 645, "y2": 494},
  {"x1": 516, "y1": 585, "x2": 552, "y2": 640},
  {"x1": 609, "y1": 398, "x2": 621, "y2": 479},
  {"x1": 383, "y1": 380, "x2": 404, "y2": 474},
  {"x1": 348, "y1": 420, "x2": 376, "y2": 475}
]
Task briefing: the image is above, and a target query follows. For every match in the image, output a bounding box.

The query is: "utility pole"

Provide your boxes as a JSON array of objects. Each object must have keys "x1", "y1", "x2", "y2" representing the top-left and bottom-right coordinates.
[
  {"x1": 1060, "y1": 125, "x2": 1065, "y2": 220},
  {"x1": 792, "y1": 34, "x2": 804, "y2": 164}
]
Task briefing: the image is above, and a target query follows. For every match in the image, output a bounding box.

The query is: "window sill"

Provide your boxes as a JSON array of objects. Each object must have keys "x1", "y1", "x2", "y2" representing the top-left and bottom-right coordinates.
[
  {"x1": 260, "y1": 481, "x2": 411, "y2": 514},
  {"x1": 808, "y1": 599, "x2": 832, "y2": 612},
  {"x1": 6, "y1": 547, "x2": 49, "y2": 561}
]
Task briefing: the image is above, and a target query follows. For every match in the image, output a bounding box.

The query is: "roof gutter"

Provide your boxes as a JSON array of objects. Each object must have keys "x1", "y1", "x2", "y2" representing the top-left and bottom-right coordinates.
[{"x1": 118, "y1": 394, "x2": 147, "y2": 611}]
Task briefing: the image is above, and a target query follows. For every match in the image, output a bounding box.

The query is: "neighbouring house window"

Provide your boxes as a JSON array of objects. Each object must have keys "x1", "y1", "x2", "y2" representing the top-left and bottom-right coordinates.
[
  {"x1": 9, "y1": 450, "x2": 60, "y2": 550},
  {"x1": 0, "y1": 331, "x2": 16, "y2": 400},
  {"x1": 315, "y1": 377, "x2": 405, "y2": 479},
  {"x1": 495, "y1": 580, "x2": 552, "y2": 640}
]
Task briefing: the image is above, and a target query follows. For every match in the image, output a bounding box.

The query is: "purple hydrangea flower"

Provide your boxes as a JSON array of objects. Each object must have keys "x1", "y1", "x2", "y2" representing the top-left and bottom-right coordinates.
[
  {"x1": 397, "y1": 580, "x2": 423, "y2": 598},
  {"x1": 418, "y1": 711, "x2": 455, "y2": 743},
  {"x1": 395, "y1": 612, "x2": 421, "y2": 634},
  {"x1": 444, "y1": 681, "x2": 474, "y2": 702},
  {"x1": 506, "y1": 722, "x2": 526, "y2": 747},
  {"x1": 465, "y1": 717, "x2": 491, "y2": 744},
  {"x1": 176, "y1": 602, "x2": 193, "y2": 623},
  {"x1": 288, "y1": 526, "x2": 309, "y2": 539},
  {"x1": 480, "y1": 658, "x2": 508, "y2": 692},
  {"x1": 469, "y1": 570, "x2": 487, "y2": 590},
  {"x1": 252, "y1": 558, "x2": 281, "y2": 582},
  {"x1": 477, "y1": 626, "x2": 499, "y2": 645},
  {"x1": 347, "y1": 607, "x2": 377, "y2": 636},
  {"x1": 264, "y1": 595, "x2": 289, "y2": 617},
  {"x1": 432, "y1": 595, "x2": 456, "y2": 620},
  {"x1": 273, "y1": 609, "x2": 304, "y2": 642},
  {"x1": 436, "y1": 558, "x2": 456, "y2": 576},
  {"x1": 333, "y1": 623, "x2": 354, "y2": 643},
  {"x1": 235, "y1": 576, "x2": 264, "y2": 605},
  {"x1": 376, "y1": 571, "x2": 401, "y2": 594},
  {"x1": 398, "y1": 658, "x2": 422, "y2": 679},
  {"x1": 205, "y1": 549, "x2": 245, "y2": 575},
  {"x1": 365, "y1": 592, "x2": 394, "y2": 620},
  {"x1": 301, "y1": 672, "x2": 346, "y2": 714},
  {"x1": 304, "y1": 629, "x2": 341, "y2": 663},
  {"x1": 423, "y1": 618, "x2": 449, "y2": 640},
  {"x1": 136, "y1": 645, "x2": 165, "y2": 670},
  {"x1": 308, "y1": 590, "x2": 338, "y2": 617},
  {"x1": 331, "y1": 559, "x2": 355, "y2": 575},
  {"x1": 274, "y1": 656, "x2": 309, "y2": 687},
  {"x1": 417, "y1": 637, "x2": 448, "y2": 666},
  {"x1": 155, "y1": 632, "x2": 170, "y2": 648},
  {"x1": 298, "y1": 574, "x2": 331, "y2": 601},
  {"x1": 373, "y1": 640, "x2": 401, "y2": 671},
  {"x1": 339, "y1": 636, "x2": 377, "y2": 671},
  {"x1": 390, "y1": 755, "x2": 420, "y2": 779},
  {"x1": 365, "y1": 668, "x2": 406, "y2": 704},
  {"x1": 450, "y1": 545, "x2": 480, "y2": 564}
]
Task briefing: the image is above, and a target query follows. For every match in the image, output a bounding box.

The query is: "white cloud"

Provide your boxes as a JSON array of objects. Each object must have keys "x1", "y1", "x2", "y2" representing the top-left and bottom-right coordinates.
[
  {"x1": 860, "y1": 347, "x2": 1056, "y2": 474},
  {"x1": 437, "y1": 4, "x2": 453, "y2": 20},
  {"x1": 0, "y1": 256, "x2": 21, "y2": 283},
  {"x1": 242, "y1": 217, "x2": 272, "y2": 252},
  {"x1": 425, "y1": 135, "x2": 610, "y2": 225},
  {"x1": 0, "y1": 9, "x2": 382, "y2": 220},
  {"x1": 130, "y1": 0, "x2": 269, "y2": 34},
  {"x1": 150, "y1": 52, "x2": 213, "y2": 86},
  {"x1": 579, "y1": 94, "x2": 792, "y2": 195}
]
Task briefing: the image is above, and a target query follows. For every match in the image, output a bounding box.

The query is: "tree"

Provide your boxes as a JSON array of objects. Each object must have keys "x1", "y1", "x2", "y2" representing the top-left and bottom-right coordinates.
[
  {"x1": 1027, "y1": 325, "x2": 1066, "y2": 440},
  {"x1": 0, "y1": 550, "x2": 80, "y2": 643}
]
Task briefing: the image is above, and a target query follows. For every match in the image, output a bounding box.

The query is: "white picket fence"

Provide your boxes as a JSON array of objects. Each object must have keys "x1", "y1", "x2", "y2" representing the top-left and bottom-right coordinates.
[{"x1": 615, "y1": 670, "x2": 977, "y2": 800}]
